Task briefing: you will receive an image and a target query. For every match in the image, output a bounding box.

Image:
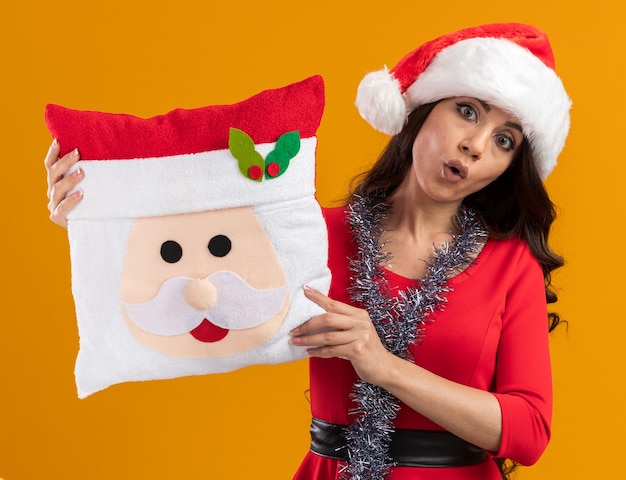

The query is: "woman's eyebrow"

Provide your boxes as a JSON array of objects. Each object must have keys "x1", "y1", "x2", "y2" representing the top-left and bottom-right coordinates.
[
  {"x1": 505, "y1": 121, "x2": 523, "y2": 133},
  {"x1": 477, "y1": 99, "x2": 491, "y2": 112},
  {"x1": 475, "y1": 98, "x2": 523, "y2": 132}
]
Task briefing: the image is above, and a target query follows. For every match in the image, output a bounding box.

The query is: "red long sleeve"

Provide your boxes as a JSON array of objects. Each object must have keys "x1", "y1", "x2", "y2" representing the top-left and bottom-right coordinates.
[{"x1": 491, "y1": 245, "x2": 552, "y2": 464}]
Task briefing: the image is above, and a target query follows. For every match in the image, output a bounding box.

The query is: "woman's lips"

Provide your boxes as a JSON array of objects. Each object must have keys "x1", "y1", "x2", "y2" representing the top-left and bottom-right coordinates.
[{"x1": 443, "y1": 160, "x2": 468, "y2": 182}]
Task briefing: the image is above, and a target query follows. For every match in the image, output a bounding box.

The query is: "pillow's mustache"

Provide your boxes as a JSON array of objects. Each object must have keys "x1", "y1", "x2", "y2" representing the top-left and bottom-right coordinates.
[{"x1": 122, "y1": 270, "x2": 288, "y2": 336}]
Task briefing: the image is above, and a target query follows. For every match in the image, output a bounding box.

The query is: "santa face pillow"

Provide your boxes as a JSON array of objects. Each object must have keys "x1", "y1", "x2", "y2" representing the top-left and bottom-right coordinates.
[{"x1": 45, "y1": 76, "x2": 330, "y2": 398}]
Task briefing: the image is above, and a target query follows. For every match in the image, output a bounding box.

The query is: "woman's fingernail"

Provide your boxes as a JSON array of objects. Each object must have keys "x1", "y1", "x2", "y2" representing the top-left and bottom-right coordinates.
[
  {"x1": 72, "y1": 148, "x2": 80, "y2": 158},
  {"x1": 303, "y1": 285, "x2": 314, "y2": 294},
  {"x1": 52, "y1": 138, "x2": 58, "y2": 147},
  {"x1": 75, "y1": 167, "x2": 82, "y2": 177}
]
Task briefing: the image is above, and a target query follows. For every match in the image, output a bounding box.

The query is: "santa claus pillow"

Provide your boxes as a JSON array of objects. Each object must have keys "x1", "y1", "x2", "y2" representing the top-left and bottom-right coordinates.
[{"x1": 45, "y1": 76, "x2": 330, "y2": 398}]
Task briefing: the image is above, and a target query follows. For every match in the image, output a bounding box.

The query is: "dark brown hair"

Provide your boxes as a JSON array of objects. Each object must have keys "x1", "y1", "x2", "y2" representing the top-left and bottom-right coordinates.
[{"x1": 350, "y1": 103, "x2": 438, "y2": 200}]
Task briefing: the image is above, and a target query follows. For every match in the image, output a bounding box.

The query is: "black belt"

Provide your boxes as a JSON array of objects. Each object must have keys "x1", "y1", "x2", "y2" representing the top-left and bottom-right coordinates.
[{"x1": 309, "y1": 417, "x2": 488, "y2": 468}]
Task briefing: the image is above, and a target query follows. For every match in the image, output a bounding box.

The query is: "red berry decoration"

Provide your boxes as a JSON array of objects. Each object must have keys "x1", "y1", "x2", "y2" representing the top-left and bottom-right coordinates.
[
  {"x1": 248, "y1": 165, "x2": 263, "y2": 180},
  {"x1": 266, "y1": 162, "x2": 280, "y2": 178}
]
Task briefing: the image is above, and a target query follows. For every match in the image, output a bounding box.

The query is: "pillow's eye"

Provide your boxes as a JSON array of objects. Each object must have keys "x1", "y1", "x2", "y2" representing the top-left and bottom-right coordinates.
[
  {"x1": 160, "y1": 240, "x2": 183, "y2": 263},
  {"x1": 208, "y1": 235, "x2": 231, "y2": 258}
]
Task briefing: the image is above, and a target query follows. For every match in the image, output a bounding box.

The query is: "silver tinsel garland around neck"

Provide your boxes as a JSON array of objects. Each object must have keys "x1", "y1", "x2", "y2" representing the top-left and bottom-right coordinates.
[{"x1": 342, "y1": 194, "x2": 488, "y2": 480}]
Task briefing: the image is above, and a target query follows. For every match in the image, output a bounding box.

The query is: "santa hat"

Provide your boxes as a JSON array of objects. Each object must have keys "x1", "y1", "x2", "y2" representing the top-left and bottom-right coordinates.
[
  {"x1": 355, "y1": 23, "x2": 571, "y2": 179},
  {"x1": 46, "y1": 75, "x2": 325, "y2": 219}
]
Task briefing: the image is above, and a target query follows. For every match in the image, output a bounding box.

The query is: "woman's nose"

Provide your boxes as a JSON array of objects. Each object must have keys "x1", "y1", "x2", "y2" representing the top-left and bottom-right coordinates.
[
  {"x1": 459, "y1": 129, "x2": 490, "y2": 160},
  {"x1": 184, "y1": 278, "x2": 218, "y2": 310}
]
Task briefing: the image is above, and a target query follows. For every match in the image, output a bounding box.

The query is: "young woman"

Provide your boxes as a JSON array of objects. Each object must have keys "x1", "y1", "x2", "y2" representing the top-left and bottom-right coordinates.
[
  {"x1": 288, "y1": 24, "x2": 570, "y2": 480},
  {"x1": 46, "y1": 23, "x2": 570, "y2": 480}
]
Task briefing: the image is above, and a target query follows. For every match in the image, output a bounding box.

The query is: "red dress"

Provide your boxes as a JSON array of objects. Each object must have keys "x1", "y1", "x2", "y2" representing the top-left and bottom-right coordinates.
[{"x1": 293, "y1": 206, "x2": 552, "y2": 479}]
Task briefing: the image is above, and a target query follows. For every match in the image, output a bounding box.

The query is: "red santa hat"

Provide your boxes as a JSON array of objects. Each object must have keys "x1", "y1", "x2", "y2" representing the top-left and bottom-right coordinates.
[
  {"x1": 355, "y1": 23, "x2": 571, "y2": 179},
  {"x1": 45, "y1": 75, "x2": 325, "y2": 219}
]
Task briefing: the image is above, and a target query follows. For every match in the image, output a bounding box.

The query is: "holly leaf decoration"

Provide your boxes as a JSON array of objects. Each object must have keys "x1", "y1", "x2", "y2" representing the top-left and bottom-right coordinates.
[
  {"x1": 264, "y1": 131, "x2": 300, "y2": 179},
  {"x1": 228, "y1": 128, "x2": 265, "y2": 181}
]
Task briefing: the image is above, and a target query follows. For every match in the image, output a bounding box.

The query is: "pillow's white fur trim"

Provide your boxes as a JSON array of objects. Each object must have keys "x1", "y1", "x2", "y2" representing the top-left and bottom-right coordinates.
[{"x1": 66, "y1": 137, "x2": 318, "y2": 219}]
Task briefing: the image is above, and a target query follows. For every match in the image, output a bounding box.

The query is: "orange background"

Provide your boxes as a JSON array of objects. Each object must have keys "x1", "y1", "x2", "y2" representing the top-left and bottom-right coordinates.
[{"x1": 1, "y1": 0, "x2": 624, "y2": 478}]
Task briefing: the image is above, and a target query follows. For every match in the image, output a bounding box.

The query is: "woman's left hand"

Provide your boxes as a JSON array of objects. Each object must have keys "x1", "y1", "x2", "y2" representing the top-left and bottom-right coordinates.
[{"x1": 291, "y1": 286, "x2": 393, "y2": 385}]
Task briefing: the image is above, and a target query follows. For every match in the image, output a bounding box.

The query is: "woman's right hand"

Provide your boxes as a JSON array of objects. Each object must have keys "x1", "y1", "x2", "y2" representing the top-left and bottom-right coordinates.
[{"x1": 45, "y1": 139, "x2": 84, "y2": 228}]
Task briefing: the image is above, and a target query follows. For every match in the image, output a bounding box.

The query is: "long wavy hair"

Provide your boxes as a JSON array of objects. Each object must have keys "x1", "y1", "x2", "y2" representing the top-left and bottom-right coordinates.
[{"x1": 349, "y1": 102, "x2": 565, "y2": 478}]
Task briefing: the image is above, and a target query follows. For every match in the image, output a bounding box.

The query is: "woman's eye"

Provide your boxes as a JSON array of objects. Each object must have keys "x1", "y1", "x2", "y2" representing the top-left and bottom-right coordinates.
[
  {"x1": 495, "y1": 134, "x2": 515, "y2": 151},
  {"x1": 208, "y1": 235, "x2": 232, "y2": 258},
  {"x1": 160, "y1": 240, "x2": 183, "y2": 263},
  {"x1": 457, "y1": 103, "x2": 477, "y2": 121}
]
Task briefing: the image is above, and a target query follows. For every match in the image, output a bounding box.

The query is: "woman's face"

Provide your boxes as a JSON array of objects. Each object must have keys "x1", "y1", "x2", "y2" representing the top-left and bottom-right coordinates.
[{"x1": 407, "y1": 97, "x2": 524, "y2": 205}]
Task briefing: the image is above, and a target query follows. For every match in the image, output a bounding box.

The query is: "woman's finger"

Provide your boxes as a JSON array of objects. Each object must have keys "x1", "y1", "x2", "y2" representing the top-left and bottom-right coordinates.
[
  {"x1": 44, "y1": 141, "x2": 84, "y2": 229},
  {"x1": 48, "y1": 166, "x2": 83, "y2": 206},
  {"x1": 43, "y1": 138, "x2": 60, "y2": 168},
  {"x1": 305, "y1": 345, "x2": 351, "y2": 359},
  {"x1": 291, "y1": 309, "x2": 356, "y2": 337},
  {"x1": 46, "y1": 148, "x2": 81, "y2": 198},
  {"x1": 291, "y1": 325, "x2": 353, "y2": 348},
  {"x1": 49, "y1": 190, "x2": 83, "y2": 228},
  {"x1": 303, "y1": 285, "x2": 357, "y2": 315}
]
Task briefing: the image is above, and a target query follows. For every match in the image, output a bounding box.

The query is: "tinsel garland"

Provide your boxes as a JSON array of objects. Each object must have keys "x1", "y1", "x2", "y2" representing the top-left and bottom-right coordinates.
[{"x1": 342, "y1": 194, "x2": 487, "y2": 480}]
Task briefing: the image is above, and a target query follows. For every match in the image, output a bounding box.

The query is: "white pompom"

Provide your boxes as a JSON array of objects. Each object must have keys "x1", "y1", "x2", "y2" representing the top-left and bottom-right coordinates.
[{"x1": 355, "y1": 68, "x2": 407, "y2": 135}]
